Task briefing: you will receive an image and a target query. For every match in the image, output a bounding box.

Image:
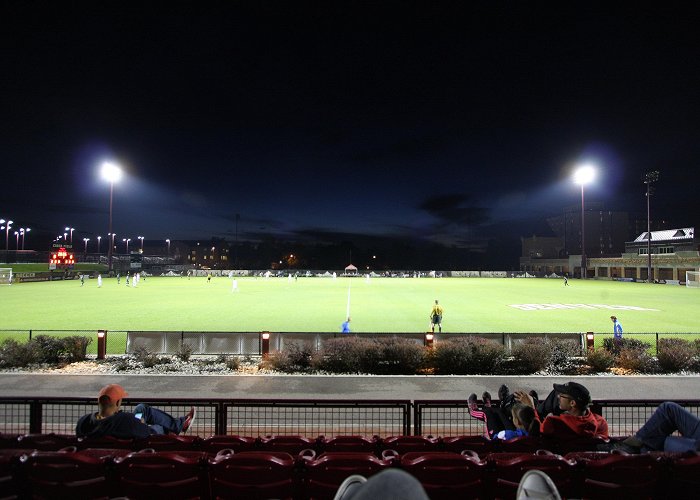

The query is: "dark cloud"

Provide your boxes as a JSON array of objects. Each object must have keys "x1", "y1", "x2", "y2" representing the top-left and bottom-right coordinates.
[{"x1": 419, "y1": 194, "x2": 490, "y2": 226}]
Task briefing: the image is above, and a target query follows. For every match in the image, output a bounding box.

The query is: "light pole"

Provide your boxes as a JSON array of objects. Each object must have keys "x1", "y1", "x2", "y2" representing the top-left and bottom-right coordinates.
[
  {"x1": 573, "y1": 164, "x2": 595, "y2": 279},
  {"x1": 123, "y1": 238, "x2": 131, "y2": 253},
  {"x1": 14, "y1": 231, "x2": 19, "y2": 249},
  {"x1": 138, "y1": 236, "x2": 144, "y2": 252},
  {"x1": 65, "y1": 227, "x2": 74, "y2": 244},
  {"x1": 97, "y1": 235, "x2": 102, "y2": 254},
  {"x1": 166, "y1": 239, "x2": 170, "y2": 256},
  {"x1": 101, "y1": 161, "x2": 123, "y2": 273},
  {"x1": 83, "y1": 237, "x2": 90, "y2": 254},
  {"x1": 1, "y1": 220, "x2": 12, "y2": 252},
  {"x1": 643, "y1": 170, "x2": 660, "y2": 283},
  {"x1": 19, "y1": 228, "x2": 30, "y2": 250}
]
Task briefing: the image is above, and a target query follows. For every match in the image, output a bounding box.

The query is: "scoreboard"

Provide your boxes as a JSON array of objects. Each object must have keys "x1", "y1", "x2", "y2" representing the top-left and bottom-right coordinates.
[{"x1": 49, "y1": 244, "x2": 75, "y2": 269}]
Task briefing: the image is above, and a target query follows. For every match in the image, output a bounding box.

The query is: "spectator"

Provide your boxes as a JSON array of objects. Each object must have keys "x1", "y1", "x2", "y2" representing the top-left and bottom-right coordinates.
[
  {"x1": 493, "y1": 403, "x2": 541, "y2": 440},
  {"x1": 76, "y1": 384, "x2": 196, "y2": 439},
  {"x1": 602, "y1": 401, "x2": 700, "y2": 453},
  {"x1": 515, "y1": 381, "x2": 609, "y2": 439},
  {"x1": 467, "y1": 384, "x2": 536, "y2": 438}
]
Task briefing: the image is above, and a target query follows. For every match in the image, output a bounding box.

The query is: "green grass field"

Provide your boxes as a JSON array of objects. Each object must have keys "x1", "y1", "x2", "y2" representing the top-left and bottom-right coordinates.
[{"x1": 1, "y1": 276, "x2": 698, "y2": 334}]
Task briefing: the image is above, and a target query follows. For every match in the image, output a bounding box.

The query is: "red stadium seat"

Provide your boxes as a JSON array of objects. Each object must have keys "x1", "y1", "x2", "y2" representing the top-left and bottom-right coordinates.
[
  {"x1": 20, "y1": 450, "x2": 112, "y2": 500},
  {"x1": 0, "y1": 449, "x2": 35, "y2": 499},
  {"x1": 201, "y1": 435, "x2": 258, "y2": 455},
  {"x1": 381, "y1": 435, "x2": 440, "y2": 454},
  {"x1": 400, "y1": 451, "x2": 486, "y2": 500},
  {"x1": 131, "y1": 433, "x2": 202, "y2": 452},
  {"x1": 578, "y1": 452, "x2": 665, "y2": 499},
  {"x1": 76, "y1": 435, "x2": 134, "y2": 450},
  {"x1": 258, "y1": 435, "x2": 316, "y2": 454},
  {"x1": 442, "y1": 435, "x2": 495, "y2": 456},
  {"x1": 0, "y1": 434, "x2": 21, "y2": 449},
  {"x1": 498, "y1": 436, "x2": 545, "y2": 454},
  {"x1": 208, "y1": 450, "x2": 299, "y2": 500},
  {"x1": 114, "y1": 450, "x2": 209, "y2": 499},
  {"x1": 667, "y1": 453, "x2": 700, "y2": 497},
  {"x1": 303, "y1": 452, "x2": 392, "y2": 500},
  {"x1": 318, "y1": 435, "x2": 379, "y2": 453},
  {"x1": 488, "y1": 450, "x2": 576, "y2": 499},
  {"x1": 17, "y1": 433, "x2": 80, "y2": 451}
]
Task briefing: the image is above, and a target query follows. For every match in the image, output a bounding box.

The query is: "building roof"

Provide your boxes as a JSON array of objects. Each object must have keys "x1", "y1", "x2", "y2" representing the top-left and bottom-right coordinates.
[{"x1": 632, "y1": 227, "x2": 695, "y2": 243}]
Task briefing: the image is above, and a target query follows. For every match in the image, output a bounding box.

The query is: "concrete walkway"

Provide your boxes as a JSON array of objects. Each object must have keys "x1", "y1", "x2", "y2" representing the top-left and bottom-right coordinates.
[{"x1": 0, "y1": 374, "x2": 697, "y2": 401}]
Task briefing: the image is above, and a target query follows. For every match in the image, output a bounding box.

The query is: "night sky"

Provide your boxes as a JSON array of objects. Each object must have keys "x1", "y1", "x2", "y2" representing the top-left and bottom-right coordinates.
[{"x1": 2, "y1": 3, "x2": 699, "y2": 264}]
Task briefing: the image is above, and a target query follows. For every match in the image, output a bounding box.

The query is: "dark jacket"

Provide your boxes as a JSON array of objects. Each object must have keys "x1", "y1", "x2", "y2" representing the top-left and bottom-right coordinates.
[{"x1": 75, "y1": 411, "x2": 151, "y2": 439}]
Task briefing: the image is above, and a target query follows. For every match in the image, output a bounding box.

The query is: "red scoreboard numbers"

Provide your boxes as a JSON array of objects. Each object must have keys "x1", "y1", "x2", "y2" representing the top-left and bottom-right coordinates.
[{"x1": 49, "y1": 245, "x2": 75, "y2": 269}]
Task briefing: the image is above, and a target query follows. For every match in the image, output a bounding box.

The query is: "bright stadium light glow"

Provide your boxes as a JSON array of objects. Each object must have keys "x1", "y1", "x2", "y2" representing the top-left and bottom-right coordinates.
[
  {"x1": 101, "y1": 161, "x2": 123, "y2": 273},
  {"x1": 101, "y1": 162, "x2": 123, "y2": 183},
  {"x1": 573, "y1": 162, "x2": 597, "y2": 279},
  {"x1": 573, "y1": 164, "x2": 596, "y2": 185}
]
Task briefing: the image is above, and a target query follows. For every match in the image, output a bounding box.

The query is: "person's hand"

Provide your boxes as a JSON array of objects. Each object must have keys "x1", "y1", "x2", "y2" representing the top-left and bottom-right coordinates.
[{"x1": 514, "y1": 390, "x2": 535, "y2": 408}]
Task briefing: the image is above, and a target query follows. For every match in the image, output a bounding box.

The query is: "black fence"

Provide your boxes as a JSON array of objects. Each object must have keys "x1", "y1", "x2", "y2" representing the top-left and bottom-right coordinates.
[{"x1": 2, "y1": 397, "x2": 698, "y2": 438}]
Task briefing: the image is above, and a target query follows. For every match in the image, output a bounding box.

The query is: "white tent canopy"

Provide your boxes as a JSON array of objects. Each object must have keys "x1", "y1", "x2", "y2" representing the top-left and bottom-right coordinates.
[{"x1": 344, "y1": 264, "x2": 358, "y2": 274}]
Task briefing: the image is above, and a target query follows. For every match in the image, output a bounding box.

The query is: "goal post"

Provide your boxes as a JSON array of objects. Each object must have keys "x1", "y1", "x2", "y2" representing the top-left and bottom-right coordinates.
[
  {"x1": 686, "y1": 271, "x2": 700, "y2": 288},
  {"x1": 0, "y1": 268, "x2": 12, "y2": 285}
]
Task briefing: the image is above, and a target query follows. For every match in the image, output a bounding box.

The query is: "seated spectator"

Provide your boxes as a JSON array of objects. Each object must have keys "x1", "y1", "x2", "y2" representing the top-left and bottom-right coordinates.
[
  {"x1": 76, "y1": 384, "x2": 196, "y2": 439},
  {"x1": 515, "y1": 381, "x2": 609, "y2": 440},
  {"x1": 493, "y1": 403, "x2": 541, "y2": 440},
  {"x1": 602, "y1": 401, "x2": 700, "y2": 453},
  {"x1": 467, "y1": 385, "x2": 538, "y2": 439}
]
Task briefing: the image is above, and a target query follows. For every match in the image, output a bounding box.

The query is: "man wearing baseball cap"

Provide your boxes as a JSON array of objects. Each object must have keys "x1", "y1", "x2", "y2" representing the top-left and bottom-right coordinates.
[
  {"x1": 515, "y1": 381, "x2": 608, "y2": 439},
  {"x1": 76, "y1": 383, "x2": 196, "y2": 439}
]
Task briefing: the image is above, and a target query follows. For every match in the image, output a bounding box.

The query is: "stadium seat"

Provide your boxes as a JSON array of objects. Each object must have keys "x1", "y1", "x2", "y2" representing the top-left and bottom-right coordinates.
[
  {"x1": 498, "y1": 436, "x2": 545, "y2": 454},
  {"x1": 208, "y1": 450, "x2": 299, "y2": 500},
  {"x1": 0, "y1": 434, "x2": 21, "y2": 449},
  {"x1": 19, "y1": 449, "x2": 113, "y2": 500},
  {"x1": 317, "y1": 435, "x2": 379, "y2": 454},
  {"x1": 666, "y1": 452, "x2": 700, "y2": 497},
  {"x1": 113, "y1": 450, "x2": 209, "y2": 499},
  {"x1": 399, "y1": 450, "x2": 486, "y2": 500},
  {"x1": 16, "y1": 433, "x2": 80, "y2": 451},
  {"x1": 441, "y1": 435, "x2": 495, "y2": 456},
  {"x1": 201, "y1": 435, "x2": 258, "y2": 455},
  {"x1": 258, "y1": 435, "x2": 316, "y2": 454},
  {"x1": 76, "y1": 435, "x2": 134, "y2": 450},
  {"x1": 487, "y1": 450, "x2": 576, "y2": 499},
  {"x1": 0, "y1": 449, "x2": 35, "y2": 499},
  {"x1": 131, "y1": 433, "x2": 203, "y2": 452},
  {"x1": 577, "y1": 452, "x2": 665, "y2": 499},
  {"x1": 303, "y1": 451, "x2": 392, "y2": 500},
  {"x1": 381, "y1": 435, "x2": 440, "y2": 454}
]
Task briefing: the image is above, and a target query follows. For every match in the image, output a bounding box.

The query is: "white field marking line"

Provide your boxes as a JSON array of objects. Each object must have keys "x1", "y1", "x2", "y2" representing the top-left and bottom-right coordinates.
[
  {"x1": 346, "y1": 280, "x2": 352, "y2": 319},
  {"x1": 508, "y1": 304, "x2": 660, "y2": 311}
]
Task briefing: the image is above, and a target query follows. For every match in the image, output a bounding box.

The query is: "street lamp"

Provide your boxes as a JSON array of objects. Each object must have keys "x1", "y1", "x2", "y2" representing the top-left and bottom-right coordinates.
[
  {"x1": 643, "y1": 170, "x2": 660, "y2": 283},
  {"x1": 573, "y1": 164, "x2": 596, "y2": 279},
  {"x1": 138, "y1": 236, "x2": 144, "y2": 252},
  {"x1": 166, "y1": 239, "x2": 170, "y2": 256},
  {"x1": 123, "y1": 238, "x2": 131, "y2": 253},
  {"x1": 97, "y1": 235, "x2": 102, "y2": 254},
  {"x1": 1, "y1": 220, "x2": 12, "y2": 252},
  {"x1": 65, "y1": 227, "x2": 74, "y2": 244},
  {"x1": 101, "y1": 161, "x2": 123, "y2": 273}
]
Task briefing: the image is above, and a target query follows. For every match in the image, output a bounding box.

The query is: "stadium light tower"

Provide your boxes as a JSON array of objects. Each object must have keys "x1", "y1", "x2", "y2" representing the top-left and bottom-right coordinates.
[
  {"x1": 166, "y1": 238, "x2": 170, "y2": 256},
  {"x1": 97, "y1": 235, "x2": 102, "y2": 254},
  {"x1": 65, "y1": 227, "x2": 74, "y2": 243},
  {"x1": 83, "y1": 237, "x2": 90, "y2": 255},
  {"x1": 643, "y1": 170, "x2": 660, "y2": 283},
  {"x1": 573, "y1": 164, "x2": 596, "y2": 279},
  {"x1": 138, "y1": 236, "x2": 144, "y2": 252},
  {"x1": 14, "y1": 231, "x2": 19, "y2": 249},
  {"x1": 1, "y1": 220, "x2": 12, "y2": 253},
  {"x1": 20, "y1": 228, "x2": 30, "y2": 250},
  {"x1": 101, "y1": 161, "x2": 123, "y2": 273},
  {"x1": 123, "y1": 238, "x2": 131, "y2": 253}
]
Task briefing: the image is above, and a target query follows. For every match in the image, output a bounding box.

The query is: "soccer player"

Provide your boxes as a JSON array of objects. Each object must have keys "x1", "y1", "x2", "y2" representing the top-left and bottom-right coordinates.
[
  {"x1": 117, "y1": 273, "x2": 120, "y2": 284},
  {"x1": 231, "y1": 278, "x2": 238, "y2": 292},
  {"x1": 563, "y1": 275, "x2": 569, "y2": 286},
  {"x1": 207, "y1": 272, "x2": 212, "y2": 283},
  {"x1": 125, "y1": 273, "x2": 130, "y2": 286},
  {"x1": 430, "y1": 300, "x2": 443, "y2": 333},
  {"x1": 341, "y1": 317, "x2": 351, "y2": 333},
  {"x1": 97, "y1": 274, "x2": 102, "y2": 288},
  {"x1": 80, "y1": 274, "x2": 85, "y2": 286}
]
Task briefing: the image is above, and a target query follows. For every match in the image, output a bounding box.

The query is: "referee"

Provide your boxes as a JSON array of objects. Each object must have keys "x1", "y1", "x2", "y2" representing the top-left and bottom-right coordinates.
[{"x1": 430, "y1": 300, "x2": 444, "y2": 333}]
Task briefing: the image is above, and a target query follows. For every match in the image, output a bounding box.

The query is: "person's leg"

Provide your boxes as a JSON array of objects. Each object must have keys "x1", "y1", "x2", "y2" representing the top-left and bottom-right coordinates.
[
  {"x1": 338, "y1": 469, "x2": 429, "y2": 500},
  {"x1": 133, "y1": 403, "x2": 184, "y2": 434},
  {"x1": 635, "y1": 402, "x2": 700, "y2": 451}
]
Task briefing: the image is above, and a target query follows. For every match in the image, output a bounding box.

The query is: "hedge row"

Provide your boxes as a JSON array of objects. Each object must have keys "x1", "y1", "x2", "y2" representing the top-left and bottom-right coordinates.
[{"x1": 0, "y1": 336, "x2": 92, "y2": 368}]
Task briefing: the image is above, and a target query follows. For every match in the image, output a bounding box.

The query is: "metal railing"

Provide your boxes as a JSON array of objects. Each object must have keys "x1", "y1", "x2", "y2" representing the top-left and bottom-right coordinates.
[{"x1": 2, "y1": 397, "x2": 698, "y2": 438}]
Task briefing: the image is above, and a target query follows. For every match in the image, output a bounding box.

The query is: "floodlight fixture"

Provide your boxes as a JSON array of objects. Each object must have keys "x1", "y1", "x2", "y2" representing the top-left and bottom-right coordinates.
[
  {"x1": 572, "y1": 163, "x2": 597, "y2": 279},
  {"x1": 100, "y1": 161, "x2": 123, "y2": 183},
  {"x1": 573, "y1": 164, "x2": 596, "y2": 185},
  {"x1": 101, "y1": 161, "x2": 123, "y2": 273}
]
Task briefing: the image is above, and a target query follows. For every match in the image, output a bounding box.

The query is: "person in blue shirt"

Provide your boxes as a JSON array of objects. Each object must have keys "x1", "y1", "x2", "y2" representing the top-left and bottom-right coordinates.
[
  {"x1": 341, "y1": 317, "x2": 351, "y2": 333},
  {"x1": 493, "y1": 403, "x2": 540, "y2": 440},
  {"x1": 611, "y1": 315, "x2": 623, "y2": 340}
]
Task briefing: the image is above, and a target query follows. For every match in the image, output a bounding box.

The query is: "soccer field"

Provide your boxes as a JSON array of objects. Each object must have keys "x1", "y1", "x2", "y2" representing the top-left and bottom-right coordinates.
[{"x1": 0, "y1": 276, "x2": 698, "y2": 334}]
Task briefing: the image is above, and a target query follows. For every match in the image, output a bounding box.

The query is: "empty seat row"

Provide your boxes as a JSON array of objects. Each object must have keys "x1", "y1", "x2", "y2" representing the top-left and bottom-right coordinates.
[
  {"x1": 2, "y1": 447, "x2": 699, "y2": 500},
  {"x1": 0, "y1": 432, "x2": 610, "y2": 456}
]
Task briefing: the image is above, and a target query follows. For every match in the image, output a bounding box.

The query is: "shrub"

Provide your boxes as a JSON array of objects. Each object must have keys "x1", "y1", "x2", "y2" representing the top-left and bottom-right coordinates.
[
  {"x1": 262, "y1": 342, "x2": 314, "y2": 373},
  {"x1": 61, "y1": 336, "x2": 92, "y2": 362},
  {"x1": 616, "y1": 347, "x2": 657, "y2": 373},
  {"x1": 657, "y1": 338, "x2": 695, "y2": 373},
  {"x1": 175, "y1": 341, "x2": 194, "y2": 362},
  {"x1": 217, "y1": 354, "x2": 240, "y2": 371},
  {"x1": 603, "y1": 338, "x2": 650, "y2": 357},
  {"x1": 585, "y1": 349, "x2": 615, "y2": 373},
  {"x1": 0, "y1": 339, "x2": 40, "y2": 368},
  {"x1": 511, "y1": 337, "x2": 554, "y2": 374},
  {"x1": 432, "y1": 337, "x2": 506, "y2": 375},
  {"x1": 369, "y1": 337, "x2": 425, "y2": 375},
  {"x1": 133, "y1": 346, "x2": 160, "y2": 368},
  {"x1": 547, "y1": 339, "x2": 582, "y2": 374},
  {"x1": 33, "y1": 335, "x2": 64, "y2": 364},
  {"x1": 313, "y1": 337, "x2": 372, "y2": 374}
]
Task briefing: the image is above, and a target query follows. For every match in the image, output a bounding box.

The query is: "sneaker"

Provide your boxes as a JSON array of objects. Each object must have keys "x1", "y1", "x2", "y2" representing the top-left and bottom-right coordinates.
[
  {"x1": 482, "y1": 391, "x2": 492, "y2": 407},
  {"x1": 498, "y1": 384, "x2": 510, "y2": 406},
  {"x1": 529, "y1": 389, "x2": 539, "y2": 403},
  {"x1": 516, "y1": 469, "x2": 562, "y2": 500},
  {"x1": 181, "y1": 407, "x2": 196, "y2": 434},
  {"x1": 333, "y1": 474, "x2": 367, "y2": 500}
]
